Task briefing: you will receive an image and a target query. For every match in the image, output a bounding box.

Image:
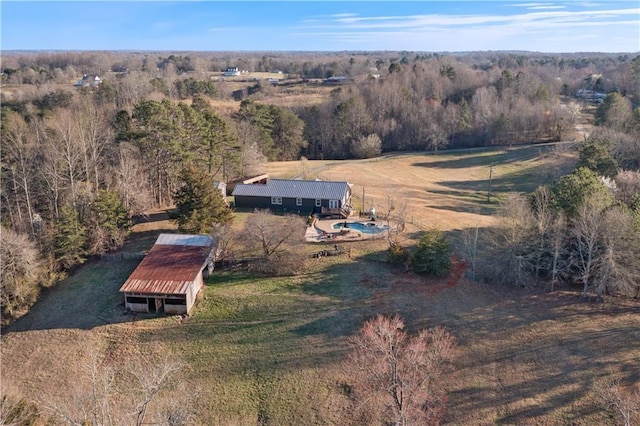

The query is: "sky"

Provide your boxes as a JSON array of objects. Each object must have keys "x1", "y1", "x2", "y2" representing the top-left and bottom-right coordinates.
[{"x1": 1, "y1": 1, "x2": 639, "y2": 53}]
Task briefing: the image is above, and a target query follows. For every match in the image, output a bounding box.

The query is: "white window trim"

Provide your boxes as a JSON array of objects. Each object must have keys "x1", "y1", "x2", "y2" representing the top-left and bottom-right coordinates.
[
  {"x1": 315, "y1": 199, "x2": 322, "y2": 207},
  {"x1": 271, "y1": 197, "x2": 282, "y2": 205},
  {"x1": 296, "y1": 198, "x2": 303, "y2": 206}
]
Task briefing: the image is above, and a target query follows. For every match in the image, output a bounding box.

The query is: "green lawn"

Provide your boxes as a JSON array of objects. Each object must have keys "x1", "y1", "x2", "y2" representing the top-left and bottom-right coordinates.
[
  {"x1": 7, "y1": 144, "x2": 636, "y2": 425},
  {"x1": 145, "y1": 260, "x2": 390, "y2": 424}
]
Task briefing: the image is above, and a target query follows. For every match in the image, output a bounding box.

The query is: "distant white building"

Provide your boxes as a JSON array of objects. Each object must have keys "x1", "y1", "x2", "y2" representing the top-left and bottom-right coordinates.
[
  {"x1": 223, "y1": 67, "x2": 241, "y2": 76},
  {"x1": 74, "y1": 74, "x2": 102, "y2": 87}
]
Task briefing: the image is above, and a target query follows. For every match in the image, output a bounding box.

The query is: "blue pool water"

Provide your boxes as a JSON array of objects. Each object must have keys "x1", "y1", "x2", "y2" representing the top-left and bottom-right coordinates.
[{"x1": 332, "y1": 221, "x2": 388, "y2": 234}]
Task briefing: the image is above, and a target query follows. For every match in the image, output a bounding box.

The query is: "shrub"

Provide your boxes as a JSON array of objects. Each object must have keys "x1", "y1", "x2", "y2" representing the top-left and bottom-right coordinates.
[
  {"x1": 387, "y1": 241, "x2": 411, "y2": 270},
  {"x1": 412, "y1": 229, "x2": 451, "y2": 276}
]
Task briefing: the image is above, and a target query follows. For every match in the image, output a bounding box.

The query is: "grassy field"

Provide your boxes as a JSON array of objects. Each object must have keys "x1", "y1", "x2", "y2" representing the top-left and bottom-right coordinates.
[
  {"x1": 270, "y1": 143, "x2": 577, "y2": 231},
  {"x1": 2, "y1": 146, "x2": 639, "y2": 425}
]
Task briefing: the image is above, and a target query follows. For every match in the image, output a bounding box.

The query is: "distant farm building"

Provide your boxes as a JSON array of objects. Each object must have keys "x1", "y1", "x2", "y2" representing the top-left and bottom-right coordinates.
[
  {"x1": 225, "y1": 173, "x2": 270, "y2": 194},
  {"x1": 232, "y1": 178, "x2": 352, "y2": 216},
  {"x1": 575, "y1": 89, "x2": 606, "y2": 104},
  {"x1": 223, "y1": 67, "x2": 241, "y2": 76},
  {"x1": 74, "y1": 74, "x2": 102, "y2": 87},
  {"x1": 119, "y1": 233, "x2": 217, "y2": 315},
  {"x1": 323, "y1": 75, "x2": 350, "y2": 84}
]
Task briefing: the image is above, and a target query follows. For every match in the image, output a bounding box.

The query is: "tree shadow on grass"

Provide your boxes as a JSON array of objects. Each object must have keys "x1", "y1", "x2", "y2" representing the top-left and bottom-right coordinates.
[
  {"x1": 119, "y1": 229, "x2": 165, "y2": 252},
  {"x1": 413, "y1": 146, "x2": 545, "y2": 170},
  {"x1": 435, "y1": 162, "x2": 559, "y2": 198},
  {"x1": 4, "y1": 259, "x2": 142, "y2": 333},
  {"x1": 448, "y1": 324, "x2": 640, "y2": 423}
]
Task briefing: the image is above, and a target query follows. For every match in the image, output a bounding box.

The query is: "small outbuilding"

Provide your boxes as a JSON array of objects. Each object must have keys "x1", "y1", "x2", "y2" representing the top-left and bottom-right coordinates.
[
  {"x1": 119, "y1": 233, "x2": 217, "y2": 315},
  {"x1": 232, "y1": 178, "x2": 352, "y2": 216}
]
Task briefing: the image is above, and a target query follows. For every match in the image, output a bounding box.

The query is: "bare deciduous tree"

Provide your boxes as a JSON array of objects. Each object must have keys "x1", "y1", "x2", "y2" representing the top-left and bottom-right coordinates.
[
  {"x1": 240, "y1": 210, "x2": 307, "y2": 276},
  {"x1": 461, "y1": 227, "x2": 479, "y2": 282},
  {"x1": 593, "y1": 375, "x2": 640, "y2": 426},
  {"x1": 42, "y1": 348, "x2": 116, "y2": 426},
  {"x1": 345, "y1": 314, "x2": 456, "y2": 426},
  {"x1": 40, "y1": 347, "x2": 184, "y2": 426},
  {"x1": 0, "y1": 226, "x2": 44, "y2": 319},
  {"x1": 0, "y1": 391, "x2": 39, "y2": 426},
  {"x1": 350, "y1": 133, "x2": 382, "y2": 159},
  {"x1": 211, "y1": 222, "x2": 236, "y2": 265},
  {"x1": 1, "y1": 110, "x2": 39, "y2": 234},
  {"x1": 126, "y1": 357, "x2": 181, "y2": 426},
  {"x1": 233, "y1": 121, "x2": 267, "y2": 179},
  {"x1": 596, "y1": 206, "x2": 640, "y2": 297},
  {"x1": 572, "y1": 195, "x2": 607, "y2": 297},
  {"x1": 482, "y1": 193, "x2": 537, "y2": 287},
  {"x1": 547, "y1": 213, "x2": 569, "y2": 292}
]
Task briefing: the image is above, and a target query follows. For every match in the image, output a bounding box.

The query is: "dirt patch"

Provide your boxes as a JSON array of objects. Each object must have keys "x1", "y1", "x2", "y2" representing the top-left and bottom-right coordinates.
[{"x1": 390, "y1": 256, "x2": 467, "y2": 296}]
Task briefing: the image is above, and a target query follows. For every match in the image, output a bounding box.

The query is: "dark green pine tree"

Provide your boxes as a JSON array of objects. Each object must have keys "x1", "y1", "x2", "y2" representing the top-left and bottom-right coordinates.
[
  {"x1": 173, "y1": 166, "x2": 234, "y2": 234},
  {"x1": 53, "y1": 204, "x2": 87, "y2": 270},
  {"x1": 87, "y1": 190, "x2": 131, "y2": 255},
  {"x1": 577, "y1": 138, "x2": 618, "y2": 178},
  {"x1": 412, "y1": 228, "x2": 452, "y2": 277}
]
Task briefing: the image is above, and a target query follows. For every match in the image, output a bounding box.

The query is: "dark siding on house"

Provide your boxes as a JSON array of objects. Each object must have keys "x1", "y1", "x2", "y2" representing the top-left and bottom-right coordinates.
[
  {"x1": 233, "y1": 195, "x2": 272, "y2": 210},
  {"x1": 232, "y1": 179, "x2": 351, "y2": 214},
  {"x1": 234, "y1": 195, "x2": 337, "y2": 214}
]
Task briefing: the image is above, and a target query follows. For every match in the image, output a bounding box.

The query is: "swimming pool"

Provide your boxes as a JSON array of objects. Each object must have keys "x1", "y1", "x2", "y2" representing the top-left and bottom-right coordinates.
[{"x1": 332, "y1": 221, "x2": 389, "y2": 234}]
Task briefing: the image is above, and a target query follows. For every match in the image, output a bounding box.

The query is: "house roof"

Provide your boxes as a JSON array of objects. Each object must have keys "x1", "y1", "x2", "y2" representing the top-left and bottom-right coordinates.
[
  {"x1": 119, "y1": 233, "x2": 215, "y2": 295},
  {"x1": 232, "y1": 179, "x2": 351, "y2": 200}
]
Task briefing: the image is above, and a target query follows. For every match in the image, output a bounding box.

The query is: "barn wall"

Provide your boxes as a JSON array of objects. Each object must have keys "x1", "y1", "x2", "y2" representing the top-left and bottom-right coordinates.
[
  {"x1": 186, "y1": 272, "x2": 204, "y2": 313},
  {"x1": 126, "y1": 301, "x2": 148, "y2": 313},
  {"x1": 164, "y1": 303, "x2": 187, "y2": 315}
]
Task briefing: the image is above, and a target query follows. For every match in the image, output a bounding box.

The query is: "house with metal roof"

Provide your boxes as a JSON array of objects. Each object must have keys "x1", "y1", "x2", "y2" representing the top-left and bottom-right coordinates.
[
  {"x1": 232, "y1": 178, "x2": 352, "y2": 216},
  {"x1": 119, "y1": 233, "x2": 217, "y2": 315}
]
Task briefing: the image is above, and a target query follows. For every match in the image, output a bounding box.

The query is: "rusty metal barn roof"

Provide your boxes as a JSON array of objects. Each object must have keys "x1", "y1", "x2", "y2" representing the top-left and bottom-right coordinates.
[
  {"x1": 232, "y1": 179, "x2": 350, "y2": 200},
  {"x1": 119, "y1": 234, "x2": 214, "y2": 295}
]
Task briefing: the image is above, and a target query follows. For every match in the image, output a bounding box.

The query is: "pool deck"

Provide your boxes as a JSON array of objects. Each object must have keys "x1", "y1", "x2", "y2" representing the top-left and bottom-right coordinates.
[{"x1": 305, "y1": 216, "x2": 390, "y2": 243}]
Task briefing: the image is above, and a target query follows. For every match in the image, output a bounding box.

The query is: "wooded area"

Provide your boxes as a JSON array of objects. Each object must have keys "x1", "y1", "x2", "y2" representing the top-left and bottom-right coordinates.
[{"x1": 1, "y1": 50, "x2": 639, "y2": 320}]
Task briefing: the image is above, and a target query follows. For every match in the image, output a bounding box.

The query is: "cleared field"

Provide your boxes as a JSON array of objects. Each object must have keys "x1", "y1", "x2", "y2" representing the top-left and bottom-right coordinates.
[
  {"x1": 269, "y1": 143, "x2": 577, "y2": 231},
  {"x1": 3, "y1": 146, "x2": 638, "y2": 425}
]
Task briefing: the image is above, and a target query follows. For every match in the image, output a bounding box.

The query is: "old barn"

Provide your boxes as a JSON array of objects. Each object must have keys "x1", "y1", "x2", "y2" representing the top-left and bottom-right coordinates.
[
  {"x1": 119, "y1": 233, "x2": 216, "y2": 315},
  {"x1": 232, "y1": 178, "x2": 352, "y2": 216}
]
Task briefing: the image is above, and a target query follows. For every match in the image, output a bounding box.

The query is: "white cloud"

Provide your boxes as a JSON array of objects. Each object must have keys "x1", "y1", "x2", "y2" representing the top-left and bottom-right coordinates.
[
  {"x1": 292, "y1": 5, "x2": 640, "y2": 52},
  {"x1": 508, "y1": 3, "x2": 566, "y2": 9},
  {"x1": 526, "y1": 5, "x2": 567, "y2": 10},
  {"x1": 302, "y1": 7, "x2": 639, "y2": 32}
]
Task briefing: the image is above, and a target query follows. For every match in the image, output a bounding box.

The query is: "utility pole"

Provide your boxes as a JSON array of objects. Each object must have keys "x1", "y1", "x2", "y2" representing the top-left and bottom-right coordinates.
[
  {"x1": 487, "y1": 162, "x2": 493, "y2": 202},
  {"x1": 362, "y1": 187, "x2": 365, "y2": 215}
]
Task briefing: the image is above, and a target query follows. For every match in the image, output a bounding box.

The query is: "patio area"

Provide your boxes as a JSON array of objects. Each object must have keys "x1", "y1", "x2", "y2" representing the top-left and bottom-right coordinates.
[{"x1": 305, "y1": 216, "x2": 393, "y2": 243}]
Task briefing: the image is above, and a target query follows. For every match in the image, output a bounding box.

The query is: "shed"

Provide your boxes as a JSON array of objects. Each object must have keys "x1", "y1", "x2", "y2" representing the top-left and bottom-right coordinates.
[
  {"x1": 119, "y1": 233, "x2": 216, "y2": 315},
  {"x1": 232, "y1": 179, "x2": 352, "y2": 215}
]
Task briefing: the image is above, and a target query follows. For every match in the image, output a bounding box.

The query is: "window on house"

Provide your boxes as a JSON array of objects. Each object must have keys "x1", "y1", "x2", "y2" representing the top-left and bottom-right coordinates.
[
  {"x1": 296, "y1": 198, "x2": 303, "y2": 206},
  {"x1": 315, "y1": 199, "x2": 321, "y2": 207},
  {"x1": 271, "y1": 197, "x2": 282, "y2": 205}
]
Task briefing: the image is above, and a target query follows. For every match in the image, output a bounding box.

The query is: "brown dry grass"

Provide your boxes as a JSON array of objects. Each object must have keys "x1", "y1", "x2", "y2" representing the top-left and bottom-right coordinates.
[{"x1": 269, "y1": 143, "x2": 577, "y2": 231}]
